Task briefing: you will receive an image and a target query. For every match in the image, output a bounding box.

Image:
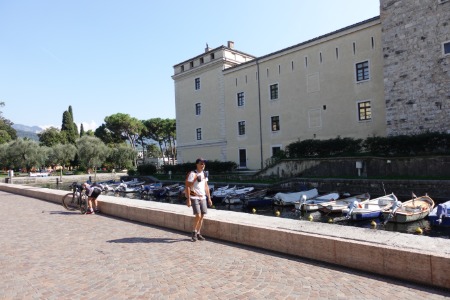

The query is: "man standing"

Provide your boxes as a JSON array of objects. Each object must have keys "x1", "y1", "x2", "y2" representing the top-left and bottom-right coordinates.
[{"x1": 185, "y1": 158, "x2": 212, "y2": 242}]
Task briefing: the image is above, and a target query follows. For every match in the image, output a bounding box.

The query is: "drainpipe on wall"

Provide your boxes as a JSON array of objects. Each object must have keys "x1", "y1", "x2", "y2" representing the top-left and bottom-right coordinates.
[{"x1": 256, "y1": 59, "x2": 263, "y2": 169}]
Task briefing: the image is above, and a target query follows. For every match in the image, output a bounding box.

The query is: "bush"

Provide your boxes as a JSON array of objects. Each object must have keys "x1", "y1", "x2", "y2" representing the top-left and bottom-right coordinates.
[
  {"x1": 137, "y1": 164, "x2": 157, "y2": 175},
  {"x1": 161, "y1": 160, "x2": 237, "y2": 174}
]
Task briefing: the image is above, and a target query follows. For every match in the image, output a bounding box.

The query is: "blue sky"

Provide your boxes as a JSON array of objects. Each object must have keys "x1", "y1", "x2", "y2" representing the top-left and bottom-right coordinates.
[{"x1": 0, "y1": 0, "x2": 380, "y2": 131}]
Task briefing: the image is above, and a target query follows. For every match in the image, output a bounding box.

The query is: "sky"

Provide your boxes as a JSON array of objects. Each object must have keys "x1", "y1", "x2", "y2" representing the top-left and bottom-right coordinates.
[{"x1": 0, "y1": 0, "x2": 380, "y2": 131}]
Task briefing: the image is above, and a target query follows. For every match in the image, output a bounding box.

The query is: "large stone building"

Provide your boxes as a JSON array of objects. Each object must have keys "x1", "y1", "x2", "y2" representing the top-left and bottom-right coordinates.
[{"x1": 172, "y1": 0, "x2": 450, "y2": 170}]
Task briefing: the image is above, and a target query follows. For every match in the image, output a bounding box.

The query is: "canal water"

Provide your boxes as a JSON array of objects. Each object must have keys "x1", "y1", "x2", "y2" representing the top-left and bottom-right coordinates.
[{"x1": 45, "y1": 182, "x2": 450, "y2": 239}]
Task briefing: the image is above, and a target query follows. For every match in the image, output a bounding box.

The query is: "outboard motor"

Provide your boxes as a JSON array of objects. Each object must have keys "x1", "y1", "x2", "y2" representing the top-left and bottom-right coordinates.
[
  {"x1": 435, "y1": 203, "x2": 448, "y2": 225},
  {"x1": 345, "y1": 200, "x2": 359, "y2": 219}
]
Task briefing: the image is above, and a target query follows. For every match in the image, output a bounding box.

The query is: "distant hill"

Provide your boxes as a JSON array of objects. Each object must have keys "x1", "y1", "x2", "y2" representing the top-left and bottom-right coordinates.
[
  {"x1": 12, "y1": 124, "x2": 43, "y2": 133},
  {"x1": 12, "y1": 124, "x2": 43, "y2": 141}
]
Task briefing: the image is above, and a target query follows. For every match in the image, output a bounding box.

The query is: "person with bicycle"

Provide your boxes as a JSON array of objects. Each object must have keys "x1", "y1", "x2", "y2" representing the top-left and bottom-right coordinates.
[{"x1": 82, "y1": 183, "x2": 102, "y2": 214}]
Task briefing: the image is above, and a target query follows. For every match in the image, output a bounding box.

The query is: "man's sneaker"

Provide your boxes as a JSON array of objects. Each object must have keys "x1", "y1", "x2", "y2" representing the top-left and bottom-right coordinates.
[
  {"x1": 197, "y1": 234, "x2": 205, "y2": 241},
  {"x1": 191, "y1": 232, "x2": 197, "y2": 242},
  {"x1": 94, "y1": 209, "x2": 100, "y2": 214},
  {"x1": 86, "y1": 210, "x2": 95, "y2": 215}
]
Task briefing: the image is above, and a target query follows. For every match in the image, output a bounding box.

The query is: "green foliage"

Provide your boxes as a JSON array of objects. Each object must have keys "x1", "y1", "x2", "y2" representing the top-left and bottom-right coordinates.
[
  {"x1": 162, "y1": 160, "x2": 237, "y2": 174},
  {"x1": 76, "y1": 136, "x2": 110, "y2": 170},
  {"x1": 287, "y1": 132, "x2": 450, "y2": 158},
  {"x1": 136, "y1": 163, "x2": 157, "y2": 175},
  {"x1": 61, "y1": 110, "x2": 78, "y2": 144},
  {"x1": 108, "y1": 144, "x2": 137, "y2": 170},
  {"x1": 127, "y1": 168, "x2": 137, "y2": 176},
  {"x1": 38, "y1": 127, "x2": 66, "y2": 147}
]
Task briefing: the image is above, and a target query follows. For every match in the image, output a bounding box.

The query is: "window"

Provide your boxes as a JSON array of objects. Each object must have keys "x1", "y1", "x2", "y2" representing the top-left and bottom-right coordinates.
[
  {"x1": 190, "y1": 61, "x2": 194, "y2": 68},
  {"x1": 270, "y1": 83, "x2": 278, "y2": 100},
  {"x1": 196, "y1": 128, "x2": 202, "y2": 140},
  {"x1": 358, "y1": 101, "x2": 372, "y2": 121},
  {"x1": 210, "y1": 53, "x2": 215, "y2": 60},
  {"x1": 443, "y1": 41, "x2": 450, "y2": 55},
  {"x1": 195, "y1": 78, "x2": 200, "y2": 90},
  {"x1": 238, "y1": 121, "x2": 246, "y2": 135},
  {"x1": 271, "y1": 116, "x2": 280, "y2": 131},
  {"x1": 195, "y1": 103, "x2": 201, "y2": 115},
  {"x1": 180, "y1": 65, "x2": 184, "y2": 72},
  {"x1": 237, "y1": 92, "x2": 244, "y2": 106},
  {"x1": 200, "y1": 57, "x2": 204, "y2": 64},
  {"x1": 356, "y1": 61, "x2": 369, "y2": 82}
]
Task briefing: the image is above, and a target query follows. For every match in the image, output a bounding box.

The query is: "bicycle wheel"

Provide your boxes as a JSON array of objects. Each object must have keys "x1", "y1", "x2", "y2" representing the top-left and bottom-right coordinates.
[
  {"x1": 80, "y1": 194, "x2": 88, "y2": 214},
  {"x1": 62, "y1": 193, "x2": 77, "y2": 211}
]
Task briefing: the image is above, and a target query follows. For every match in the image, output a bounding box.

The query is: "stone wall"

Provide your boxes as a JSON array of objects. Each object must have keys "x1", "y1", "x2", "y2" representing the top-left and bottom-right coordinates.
[
  {"x1": 259, "y1": 157, "x2": 450, "y2": 200},
  {"x1": 381, "y1": 0, "x2": 450, "y2": 135}
]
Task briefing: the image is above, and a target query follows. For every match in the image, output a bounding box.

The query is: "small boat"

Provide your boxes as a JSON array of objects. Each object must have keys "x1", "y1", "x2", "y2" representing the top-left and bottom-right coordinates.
[
  {"x1": 114, "y1": 183, "x2": 143, "y2": 193},
  {"x1": 273, "y1": 188, "x2": 319, "y2": 206},
  {"x1": 319, "y1": 193, "x2": 370, "y2": 214},
  {"x1": 342, "y1": 193, "x2": 397, "y2": 221},
  {"x1": 381, "y1": 194, "x2": 435, "y2": 223},
  {"x1": 428, "y1": 200, "x2": 450, "y2": 226},
  {"x1": 296, "y1": 192, "x2": 340, "y2": 211},
  {"x1": 212, "y1": 185, "x2": 236, "y2": 202},
  {"x1": 222, "y1": 187, "x2": 255, "y2": 204},
  {"x1": 241, "y1": 189, "x2": 271, "y2": 207}
]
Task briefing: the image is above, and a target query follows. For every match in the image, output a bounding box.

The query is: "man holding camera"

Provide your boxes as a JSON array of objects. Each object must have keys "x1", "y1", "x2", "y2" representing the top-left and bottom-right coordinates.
[{"x1": 185, "y1": 158, "x2": 212, "y2": 242}]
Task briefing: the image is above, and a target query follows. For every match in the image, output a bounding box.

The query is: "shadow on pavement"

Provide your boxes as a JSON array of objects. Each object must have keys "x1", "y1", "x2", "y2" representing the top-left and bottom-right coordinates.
[{"x1": 107, "y1": 237, "x2": 186, "y2": 244}]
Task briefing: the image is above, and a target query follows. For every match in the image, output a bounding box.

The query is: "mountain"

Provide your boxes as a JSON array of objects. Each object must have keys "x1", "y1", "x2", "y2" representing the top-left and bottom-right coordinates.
[
  {"x1": 12, "y1": 124, "x2": 43, "y2": 133},
  {"x1": 12, "y1": 124, "x2": 43, "y2": 141}
]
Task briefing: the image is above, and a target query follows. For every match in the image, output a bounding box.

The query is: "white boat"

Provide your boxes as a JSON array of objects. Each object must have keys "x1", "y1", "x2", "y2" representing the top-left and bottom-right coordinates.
[
  {"x1": 212, "y1": 185, "x2": 236, "y2": 199},
  {"x1": 296, "y1": 192, "x2": 340, "y2": 211},
  {"x1": 222, "y1": 187, "x2": 255, "y2": 204},
  {"x1": 381, "y1": 194, "x2": 435, "y2": 223},
  {"x1": 342, "y1": 193, "x2": 397, "y2": 220},
  {"x1": 318, "y1": 193, "x2": 370, "y2": 214},
  {"x1": 273, "y1": 188, "x2": 319, "y2": 206}
]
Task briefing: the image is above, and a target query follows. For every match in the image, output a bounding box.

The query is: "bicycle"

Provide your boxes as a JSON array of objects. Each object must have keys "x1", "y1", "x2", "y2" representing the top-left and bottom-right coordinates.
[{"x1": 62, "y1": 182, "x2": 88, "y2": 214}]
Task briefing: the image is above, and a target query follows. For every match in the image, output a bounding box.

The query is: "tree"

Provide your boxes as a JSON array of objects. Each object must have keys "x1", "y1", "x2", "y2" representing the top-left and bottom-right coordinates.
[
  {"x1": 0, "y1": 102, "x2": 17, "y2": 143},
  {"x1": 109, "y1": 144, "x2": 137, "y2": 170},
  {"x1": 142, "y1": 118, "x2": 177, "y2": 165},
  {"x1": 76, "y1": 136, "x2": 110, "y2": 179},
  {"x1": 38, "y1": 127, "x2": 66, "y2": 147},
  {"x1": 142, "y1": 118, "x2": 165, "y2": 163},
  {"x1": 104, "y1": 113, "x2": 144, "y2": 166},
  {"x1": 80, "y1": 123, "x2": 85, "y2": 137},
  {"x1": 61, "y1": 108, "x2": 77, "y2": 144},
  {"x1": 47, "y1": 143, "x2": 77, "y2": 177},
  {"x1": 5, "y1": 139, "x2": 47, "y2": 172},
  {"x1": 94, "y1": 124, "x2": 124, "y2": 145}
]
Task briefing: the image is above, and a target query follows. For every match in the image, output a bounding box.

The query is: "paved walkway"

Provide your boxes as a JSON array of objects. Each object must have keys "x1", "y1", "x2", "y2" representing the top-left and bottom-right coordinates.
[{"x1": 0, "y1": 191, "x2": 449, "y2": 300}]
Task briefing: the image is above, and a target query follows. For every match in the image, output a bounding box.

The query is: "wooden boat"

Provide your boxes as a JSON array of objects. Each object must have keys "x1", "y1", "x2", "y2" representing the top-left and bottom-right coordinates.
[
  {"x1": 273, "y1": 188, "x2": 318, "y2": 206},
  {"x1": 381, "y1": 194, "x2": 435, "y2": 223},
  {"x1": 428, "y1": 200, "x2": 450, "y2": 226},
  {"x1": 318, "y1": 193, "x2": 370, "y2": 214},
  {"x1": 343, "y1": 193, "x2": 397, "y2": 221},
  {"x1": 296, "y1": 192, "x2": 340, "y2": 211}
]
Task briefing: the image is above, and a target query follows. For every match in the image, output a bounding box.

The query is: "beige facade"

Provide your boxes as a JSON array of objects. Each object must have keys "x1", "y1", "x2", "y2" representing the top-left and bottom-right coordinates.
[
  {"x1": 172, "y1": 43, "x2": 255, "y2": 165},
  {"x1": 173, "y1": 18, "x2": 386, "y2": 170}
]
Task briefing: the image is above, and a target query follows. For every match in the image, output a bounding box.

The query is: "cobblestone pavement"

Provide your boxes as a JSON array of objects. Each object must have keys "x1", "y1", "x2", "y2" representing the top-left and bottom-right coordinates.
[{"x1": 0, "y1": 191, "x2": 449, "y2": 300}]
